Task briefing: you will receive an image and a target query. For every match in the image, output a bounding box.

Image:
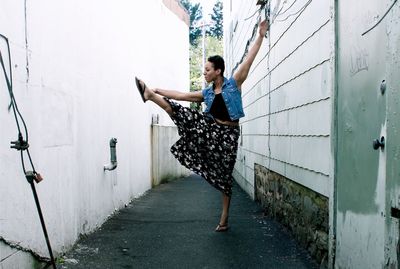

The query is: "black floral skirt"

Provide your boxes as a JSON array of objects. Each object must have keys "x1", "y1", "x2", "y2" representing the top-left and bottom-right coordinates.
[{"x1": 166, "y1": 99, "x2": 240, "y2": 197}]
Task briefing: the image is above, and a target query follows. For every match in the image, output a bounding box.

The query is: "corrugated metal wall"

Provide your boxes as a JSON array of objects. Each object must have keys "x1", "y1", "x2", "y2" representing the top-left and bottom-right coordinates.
[{"x1": 224, "y1": 0, "x2": 334, "y2": 198}]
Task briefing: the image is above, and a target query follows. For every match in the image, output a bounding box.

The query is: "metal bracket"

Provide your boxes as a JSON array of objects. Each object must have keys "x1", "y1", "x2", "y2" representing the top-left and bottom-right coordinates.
[
  {"x1": 257, "y1": 0, "x2": 267, "y2": 5},
  {"x1": 380, "y1": 80, "x2": 386, "y2": 95},
  {"x1": 25, "y1": 171, "x2": 43, "y2": 184},
  {"x1": 373, "y1": 136, "x2": 385, "y2": 150},
  {"x1": 104, "y1": 138, "x2": 118, "y2": 171},
  {"x1": 10, "y1": 139, "x2": 29, "y2": 151}
]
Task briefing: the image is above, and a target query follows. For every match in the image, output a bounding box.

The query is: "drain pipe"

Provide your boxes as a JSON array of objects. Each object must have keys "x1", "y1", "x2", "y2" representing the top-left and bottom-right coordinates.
[{"x1": 104, "y1": 138, "x2": 117, "y2": 171}]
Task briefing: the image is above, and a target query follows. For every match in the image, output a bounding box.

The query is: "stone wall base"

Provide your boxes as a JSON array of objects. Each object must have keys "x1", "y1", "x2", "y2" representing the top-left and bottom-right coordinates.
[{"x1": 254, "y1": 164, "x2": 328, "y2": 267}]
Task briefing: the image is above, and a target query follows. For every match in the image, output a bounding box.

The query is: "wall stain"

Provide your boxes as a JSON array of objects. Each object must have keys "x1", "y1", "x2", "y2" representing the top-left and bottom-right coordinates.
[{"x1": 350, "y1": 46, "x2": 369, "y2": 76}]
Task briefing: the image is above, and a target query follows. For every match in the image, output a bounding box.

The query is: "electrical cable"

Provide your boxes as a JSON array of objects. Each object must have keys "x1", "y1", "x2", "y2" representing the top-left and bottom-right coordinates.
[
  {"x1": 269, "y1": 0, "x2": 286, "y2": 23},
  {"x1": 0, "y1": 38, "x2": 29, "y2": 148},
  {"x1": 242, "y1": 0, "x2": 314, "y2": 100},
  {"x1": 0, "y1": 34, "x2": 57, "y2": 269},
  {"x1": 244, "y1": 7, "x2": 261, "y2": 21},
  {"x1": 265, "y1": 0, "x2": 272, "y2": 189},
  {"x1": 274, "y1": 0, "x2": 311, "y2": 22},
  {"x1": 230, "y1": 9, "x2": 263, "y2": 75},
  {"x1": 230, "y1": 1, "x2": 275, "y2": 76},
  {"x1": 0, "y1": 47, "x2": 20, "y2": 134},
  {"x1": 362, "y1": 0, "x2": 398, "y2": 36},
  {"x1": 275, "y1": 0, "x2": 298, "y2": 17},
  {"x1": 230, "y1": 0, "x2": 315, "y2": 83}
]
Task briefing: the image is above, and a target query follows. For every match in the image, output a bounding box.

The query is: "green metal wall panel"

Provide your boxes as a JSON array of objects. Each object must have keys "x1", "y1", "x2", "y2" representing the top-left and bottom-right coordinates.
[
  {"x1": 384, "y1": 2, "x2": 400, "y2": 267},
  {"x1": 336, "y1": 0, "x2": 400, "y2": 268}
]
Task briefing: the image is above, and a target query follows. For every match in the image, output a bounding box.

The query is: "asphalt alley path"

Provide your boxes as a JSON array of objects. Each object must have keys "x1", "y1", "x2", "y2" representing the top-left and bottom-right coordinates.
[{"x1": 60, "y1": 174, "x2": 318, "y2": 269}]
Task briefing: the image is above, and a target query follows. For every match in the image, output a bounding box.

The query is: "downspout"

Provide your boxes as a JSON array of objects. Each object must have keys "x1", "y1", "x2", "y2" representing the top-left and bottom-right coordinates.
[
  {"x1": 329, "y1": 1, "x2": 339, "y2": 268},
  {"x1": 104, "y1": 138, "x2": 117, "y2": 171}
]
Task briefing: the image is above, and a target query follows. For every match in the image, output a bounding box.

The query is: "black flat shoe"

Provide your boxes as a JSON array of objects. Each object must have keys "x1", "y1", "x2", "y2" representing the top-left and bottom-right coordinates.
[
  {"x1": 215, "y1": 223, "x2": 229, "y2": 232},
  {"x1": 135, "y1": 77, "x2": 147, "y2": 103}
]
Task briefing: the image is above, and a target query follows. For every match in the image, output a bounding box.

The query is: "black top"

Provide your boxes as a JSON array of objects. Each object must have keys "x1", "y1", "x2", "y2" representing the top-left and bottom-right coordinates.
[{"x1": 209, "y1": 93, "x2": 238, "y2": 122}]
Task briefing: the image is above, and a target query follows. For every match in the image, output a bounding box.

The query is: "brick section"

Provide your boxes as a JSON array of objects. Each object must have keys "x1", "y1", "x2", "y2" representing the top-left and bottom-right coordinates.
[
  {"x1": 255, "y1": 164, "x2": 328, "y2": 268},
  {"x1": 163, "y1": 0, "x2": 189, "y2": 26}
]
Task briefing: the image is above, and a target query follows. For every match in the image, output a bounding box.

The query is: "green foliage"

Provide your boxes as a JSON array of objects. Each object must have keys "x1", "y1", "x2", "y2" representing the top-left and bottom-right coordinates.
[
  {"x1": 189, "y1": 35, "x2": 223, "y2": 89},
  {"x1": 180, "y1": 1, "x2": 224, "y2": 110},
  {"x1": 189, "y1": 36, "x2": 223, "y2": 110},
  {"x1": 189, "y1": 45, "x2": 202, "y2": 89},
  {"x1": 207, "y1": 1, "x2": 223, "y2": 39},
  {"x1": 180, "y1": 0, "x2": 203, "y2": 46},
  {"x1": 204, "y1": 35, "x2": 224, "y2": 57}
]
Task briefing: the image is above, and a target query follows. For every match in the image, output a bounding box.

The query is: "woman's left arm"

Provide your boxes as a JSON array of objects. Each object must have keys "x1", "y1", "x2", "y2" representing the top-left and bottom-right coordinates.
[
  {"x1": 233, "y1": 20, "x2": 269, "y2": 89},
  {"x1": 154, "y1": 88, "x2": 204, "y2": 102}
]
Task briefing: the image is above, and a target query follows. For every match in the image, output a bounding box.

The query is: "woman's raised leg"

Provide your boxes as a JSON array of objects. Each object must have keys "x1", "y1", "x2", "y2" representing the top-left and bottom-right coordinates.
[{"x1": 136, "y1": 78, "x2": 173, "y2": 116}]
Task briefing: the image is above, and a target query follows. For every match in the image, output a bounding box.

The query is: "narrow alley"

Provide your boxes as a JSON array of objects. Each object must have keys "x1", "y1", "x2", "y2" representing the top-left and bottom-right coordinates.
[
  {"x1": 2, "y1": 1, "x2": 400, "y2": 268},
  {"x1": 60, "y1": 175, "x2": 318, "y2": 269}
]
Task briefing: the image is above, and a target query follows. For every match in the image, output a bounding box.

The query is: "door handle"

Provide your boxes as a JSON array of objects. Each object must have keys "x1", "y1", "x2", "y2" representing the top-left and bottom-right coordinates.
[{"x1": 373, "y1": 136, "x2": 385, "y2": 150}]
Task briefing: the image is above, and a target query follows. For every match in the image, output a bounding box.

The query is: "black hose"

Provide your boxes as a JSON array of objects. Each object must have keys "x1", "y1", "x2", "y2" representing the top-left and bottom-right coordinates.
[{"x1": 1, "y1": 33, "x2": 57, "y2": 268}]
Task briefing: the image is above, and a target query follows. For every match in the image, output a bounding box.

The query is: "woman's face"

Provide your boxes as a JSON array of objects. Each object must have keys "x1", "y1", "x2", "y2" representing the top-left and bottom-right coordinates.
[{"x1": 203, "y1": 61, "x2": 220, "y2": 83}]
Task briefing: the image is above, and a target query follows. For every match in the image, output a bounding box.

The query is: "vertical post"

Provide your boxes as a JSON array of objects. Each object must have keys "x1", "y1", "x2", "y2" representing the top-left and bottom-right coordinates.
[
  {"x1": 195, "y1": 19, "x2": 213, "y2": 88},
  {"x1": 30, "y1": 181, "x2": 56, "y2": 268}
]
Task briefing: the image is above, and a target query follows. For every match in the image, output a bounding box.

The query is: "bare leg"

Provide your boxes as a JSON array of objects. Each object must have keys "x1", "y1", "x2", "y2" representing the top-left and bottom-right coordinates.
[
  {"x1": 216, "y1": 193, "x2": 230, "y2": 232},
  {"x1": 138, "y1": 79, "x2": 173, "y2": 116}
]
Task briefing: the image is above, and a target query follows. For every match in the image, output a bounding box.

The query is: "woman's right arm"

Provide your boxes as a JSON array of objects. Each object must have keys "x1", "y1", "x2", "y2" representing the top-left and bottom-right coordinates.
[{"x1": 154, "y1": 88, "x2": 204, "y2": 102}]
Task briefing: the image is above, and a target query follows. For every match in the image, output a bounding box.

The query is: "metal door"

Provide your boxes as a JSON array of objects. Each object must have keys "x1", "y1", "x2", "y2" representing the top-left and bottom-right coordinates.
[{"x1": 336, "y1": 0, "x2": 400, "y2": 268}]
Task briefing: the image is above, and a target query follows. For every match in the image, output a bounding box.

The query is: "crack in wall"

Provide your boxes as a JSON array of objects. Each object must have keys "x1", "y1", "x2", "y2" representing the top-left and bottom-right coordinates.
[
  {"x1": 0, "y1": 237, "x2": 48, "y2": 264},
  {"x1": 24, "y1": 0, "x2": 30, "y2": 83}
]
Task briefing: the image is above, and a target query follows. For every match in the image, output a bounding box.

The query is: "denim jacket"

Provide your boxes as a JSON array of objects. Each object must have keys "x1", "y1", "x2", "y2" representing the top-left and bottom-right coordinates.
[{"x1": 202, "y1": 77, "x2": 245, "y2": 121}]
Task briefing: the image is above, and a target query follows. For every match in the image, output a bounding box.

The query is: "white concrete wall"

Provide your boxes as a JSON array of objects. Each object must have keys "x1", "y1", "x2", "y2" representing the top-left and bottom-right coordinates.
[
  {"x1": 0, "y1": 240, "x2": 45, "y2": 269},
  {"x1": 151, "y1": 124, "x2": 190, "y2": 186},
  {"x1": 224, "y1": 0, "x2": 334, "y2": 198},
  {"x1": 0, "y1": 0, "x2": 188, "y2": 262}
]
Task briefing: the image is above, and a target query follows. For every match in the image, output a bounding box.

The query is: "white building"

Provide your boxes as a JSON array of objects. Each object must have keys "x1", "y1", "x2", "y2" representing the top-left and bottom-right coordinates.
[
  {"x1": 224, "y1": 0, "x2": 400, "y2": 268},
  {"x1": 0, "y1": 0, "x2": 189, "y2": 267}
]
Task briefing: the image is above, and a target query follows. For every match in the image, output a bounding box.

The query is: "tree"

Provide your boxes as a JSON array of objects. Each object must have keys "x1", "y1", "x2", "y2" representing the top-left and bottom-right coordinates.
[
  {"x1": 180, "y1": 0, "x2": 224, "y2": 110},
  {"x1": 180, "y1": 0, "x2": 203, "y2": 46},
  {"x1": 189, "y1": 35, "x2": 223, "y2": 110},
  {"x1": 189, "y1": 36, "x2": 223, "y2": 92},
  {"x1": 207, "y1": 0, "x2": 223, "y2": 39},
  {"x1": 190, "y1": 23, "x2": 223, "y2": 93}
]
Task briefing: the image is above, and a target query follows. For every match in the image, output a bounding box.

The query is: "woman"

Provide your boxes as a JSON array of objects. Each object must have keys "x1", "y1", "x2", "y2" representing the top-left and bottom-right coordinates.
[{"x1": 135, "y1": 19, "x2": 268, "y2": 232}]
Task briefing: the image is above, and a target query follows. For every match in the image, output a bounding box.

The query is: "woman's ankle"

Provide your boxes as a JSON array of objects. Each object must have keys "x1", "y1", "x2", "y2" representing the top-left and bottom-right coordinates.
[{"x1": 219, "y1": 214, "x2": 229, "y2": 225}]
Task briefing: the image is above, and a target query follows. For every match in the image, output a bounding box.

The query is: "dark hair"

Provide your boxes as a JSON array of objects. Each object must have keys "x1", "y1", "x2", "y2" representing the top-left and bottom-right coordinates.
[{"x1": 207, "y1": 55, "x2": 225, "y2": 75}]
